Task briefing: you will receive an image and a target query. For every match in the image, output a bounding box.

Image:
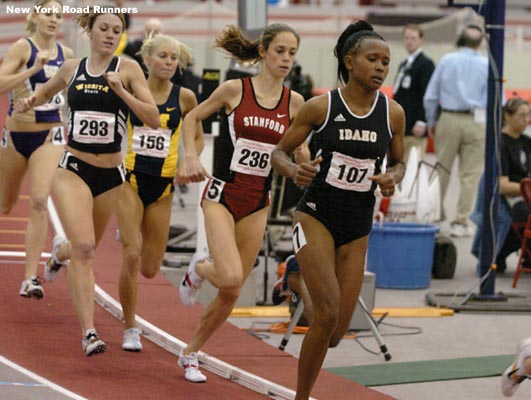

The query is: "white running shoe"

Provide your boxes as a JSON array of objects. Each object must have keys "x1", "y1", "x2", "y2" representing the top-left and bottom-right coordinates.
[
  {"x1": 179, "y1": 252, "x2": 208, "y2": 307},
  {"x1": 501, "y1": 337, "x2": 531, "y2": 397},
  {"x1": 450, "y1": 222, "x2": 474, "y2": 238},
  {"x1": 178, "y1": 349, "x2": 207, "y2": 383},
  {"x1": 82, "y1": 330, "x2": 106, "y2": 357},
  {"x1": 19, "y1": 276, "x2": 44, "y2": 299},
  {"x1": 122, "y1": 327, "x2": 142, "y2": 352},
  {"x1": 45, "y1": 235, "x2": 68, "y2": 282}
]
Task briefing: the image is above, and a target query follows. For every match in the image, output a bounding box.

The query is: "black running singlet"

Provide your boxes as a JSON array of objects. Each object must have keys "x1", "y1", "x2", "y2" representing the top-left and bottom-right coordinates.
[{"x1": 67, "y1": 57, "x2": 128, "y2": 154}]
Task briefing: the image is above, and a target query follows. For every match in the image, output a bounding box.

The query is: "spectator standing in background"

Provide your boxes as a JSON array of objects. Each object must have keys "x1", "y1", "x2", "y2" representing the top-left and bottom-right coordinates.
[
  {"x1": 423, "y1": 24, "x2": 488, "y2": 237},
  {"x1": 286, "y1": 63, "x2": 314, "y2": 101},
  {"x1": 123, "y1": 18, "x2": 163, "y2": 75},
  {"x1": 393, "y1": 23, "x2": 434, "y2": 166}
]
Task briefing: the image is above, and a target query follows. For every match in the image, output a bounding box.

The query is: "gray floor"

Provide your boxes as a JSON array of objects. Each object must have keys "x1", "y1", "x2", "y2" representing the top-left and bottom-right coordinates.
[{"x1": 162, "y1": 153, "x2": 531, "y2": 400}]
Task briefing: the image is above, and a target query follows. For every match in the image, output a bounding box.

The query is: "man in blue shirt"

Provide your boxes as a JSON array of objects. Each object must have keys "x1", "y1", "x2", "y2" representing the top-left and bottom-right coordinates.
[{"x1": 423, "y1": 24, "x2": 488, "y2": 238}]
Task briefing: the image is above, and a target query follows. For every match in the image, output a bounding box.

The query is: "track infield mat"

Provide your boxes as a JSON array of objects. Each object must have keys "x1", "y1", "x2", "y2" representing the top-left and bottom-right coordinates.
[{"x1": 326, "y1": 354, "x2": 514, "y2": 386}]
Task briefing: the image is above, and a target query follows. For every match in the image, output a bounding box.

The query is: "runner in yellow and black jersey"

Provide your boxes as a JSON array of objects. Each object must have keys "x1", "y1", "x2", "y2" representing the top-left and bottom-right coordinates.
[{"x1": 117, "y1": 34, "x2": 203, "y2": 352}]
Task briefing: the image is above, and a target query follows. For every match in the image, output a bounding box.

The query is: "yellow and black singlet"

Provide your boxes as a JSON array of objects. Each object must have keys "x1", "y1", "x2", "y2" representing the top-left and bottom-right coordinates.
[{"x1": 125, "y1": 84, "x2": 182, "y2": 177}]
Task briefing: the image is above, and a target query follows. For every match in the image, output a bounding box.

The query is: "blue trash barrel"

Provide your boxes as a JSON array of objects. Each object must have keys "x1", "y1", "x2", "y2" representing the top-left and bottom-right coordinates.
[{"x1": 367, "y1": 222, "x2": 440, "y2": 289}]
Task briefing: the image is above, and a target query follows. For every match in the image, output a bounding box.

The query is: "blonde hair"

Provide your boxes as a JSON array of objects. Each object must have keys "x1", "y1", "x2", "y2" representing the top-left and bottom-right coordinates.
[
  {"x1": 26, "y1": 0, "x2": 64, "y2": 33},
  {"x1": 140, "y1": 34, "x2": 193, "y2": 73},
  {"x1": 76, "y1": 5, "x2": 125, "y2": 33}
]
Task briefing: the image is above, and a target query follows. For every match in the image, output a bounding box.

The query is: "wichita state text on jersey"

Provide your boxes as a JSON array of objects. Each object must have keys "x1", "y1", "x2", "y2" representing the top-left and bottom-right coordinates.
[{"x1": 67, "y1": 57, "x2": 128, "y2": 154}]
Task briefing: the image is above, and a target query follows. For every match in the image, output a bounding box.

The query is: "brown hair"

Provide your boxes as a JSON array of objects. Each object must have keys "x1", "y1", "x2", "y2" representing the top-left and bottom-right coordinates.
[
  {"x1": 76, "y1": 6, "x2": 125, "y2": 32},
  {"x1": 403, "y1": 23, "x2": 424, "y2": 38},
  {"x1": 503, "y1": 97, "x2": 530, "y2": 120},
  {"x1": 214, "y1": 23, "x2": 300, "y2": 64},
  {"x1": 26, "y1": 0, "x2": 64, "y2": 33}
]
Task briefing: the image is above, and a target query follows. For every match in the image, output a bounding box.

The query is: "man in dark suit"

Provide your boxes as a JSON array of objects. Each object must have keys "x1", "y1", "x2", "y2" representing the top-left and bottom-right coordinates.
[{"x1": 393, "y1": 24, "x2": 435, "y2": 165}]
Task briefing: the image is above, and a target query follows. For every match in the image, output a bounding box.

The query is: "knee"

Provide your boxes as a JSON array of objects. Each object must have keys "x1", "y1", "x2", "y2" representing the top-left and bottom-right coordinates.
[
  {"x1": 123, "y1": 247, "x2": 142, "y2": 270},
  {"x1": 218, "y1": 276, "x2": 243, "y2": 292},
  {"x1": 29, "y1": 193, "x2": 48, "y2": 213},
  {"x1": 71, "y1": 239, "x2": 96, "y2": 262},
  {"x1": 217, "y1": 266, "x2": 244, "y2": 292},
  {"x1": 313, "y1": 301, "x2": 339, "y2": 334}
]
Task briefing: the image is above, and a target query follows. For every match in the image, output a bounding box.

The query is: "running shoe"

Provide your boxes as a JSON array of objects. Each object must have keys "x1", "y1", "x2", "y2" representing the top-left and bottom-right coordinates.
[
  {"x1": 501, "y1": 337, "x2": 531, "y2": 397},
  {"x1": 44, "y1": 235, "x2": 68, "y2": 282},
  {"x1": 179, "y1": 252, "x2": 208, "y2": 307},
  {"x1": 178, "y1": 349, "x2": 207, "y2": 383},
  {"x1": 19, "y1": 276, "x2": 44, "y2": 299},
  {"x1": 271, "y1": 255, "x2": 300, "y2": 305},
  {"x1": 122, "y1": 327, "x2": 142, "y2": 352},
  {"x1": 82, "y1": 330, "x2": 106, "y2": 357}
]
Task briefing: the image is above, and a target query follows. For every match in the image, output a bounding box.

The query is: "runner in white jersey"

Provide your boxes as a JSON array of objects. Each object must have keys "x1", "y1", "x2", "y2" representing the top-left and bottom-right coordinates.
[{"x1": 0, "y1": 0, "x2": 74, "y2": 300}]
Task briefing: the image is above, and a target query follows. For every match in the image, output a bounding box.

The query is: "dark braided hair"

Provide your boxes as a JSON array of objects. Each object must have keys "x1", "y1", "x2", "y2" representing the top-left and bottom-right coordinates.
[{"x1": 334, "y1": 21, "x2": 385, "y2": 85}]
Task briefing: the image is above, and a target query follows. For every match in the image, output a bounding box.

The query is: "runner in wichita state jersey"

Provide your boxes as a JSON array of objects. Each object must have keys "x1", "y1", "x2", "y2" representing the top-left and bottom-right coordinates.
[
  {"x1": 14, "y1": 9, "x2": 158, "y2": 357},
  {"x1": 207, "y1": 76, "x2": 290, "y2": 221},
  {"x1": 117, "y1": 34, "x2": 200, "y2": 353}
]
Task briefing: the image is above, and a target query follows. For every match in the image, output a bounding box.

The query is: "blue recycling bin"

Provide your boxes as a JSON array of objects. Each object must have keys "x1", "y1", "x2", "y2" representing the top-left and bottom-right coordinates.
[{"x1": 367, "y1": 222, "x2": 439, "y2": 289}]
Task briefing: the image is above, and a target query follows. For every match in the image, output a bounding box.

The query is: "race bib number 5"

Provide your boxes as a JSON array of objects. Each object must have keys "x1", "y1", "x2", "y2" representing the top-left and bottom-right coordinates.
[
  {"x1": 230, "y1": 138, "x2": 275, "y2": 177},
  {"x1": 72, "y1": 111, "x2": 115, "y2": 144},
  {"x1": 204, "y1": 178, "x2": 225, "y2": 202},
  {"x1": 131, "y1": 126, "x2": 171, "y2": 158},
  {"x1": 325, "y1": 152, "x2": 375, "y2": 192}
]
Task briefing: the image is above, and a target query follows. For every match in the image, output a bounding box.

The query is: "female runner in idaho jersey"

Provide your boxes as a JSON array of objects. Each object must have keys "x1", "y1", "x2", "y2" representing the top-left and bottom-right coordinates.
[
  {"x1": 177, "y1": 23, "x2": 305, "y2": 383},
  {"x1": 15, "y1": 8, "x2": 158, "y2": 357},
  {"x1": 0, "y1": 0, "x2": 73, "y2": 299},
  {"x1": 117, "y1": 34, "x2": 202, "y2": 352},
  {"x1": 271, "y1": 21, "x2": 405, "y2": 400}
]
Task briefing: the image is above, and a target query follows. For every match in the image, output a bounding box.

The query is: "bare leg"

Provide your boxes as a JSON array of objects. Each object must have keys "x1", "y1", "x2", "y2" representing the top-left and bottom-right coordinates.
[
  {"x1": 53, "y1": 168, "x2": 123, "y2": 335},
  {"x1": 287, "y1": 272, "x2": 314, "y2": 325},
  {"x1": 117, "y1": 183, "x2": 144, "y2": 329},
  {"x1": 184, "y1": 203, "x2": 268, "y2": 354},
  {"x1": 25, "y1": 142, "x2": 63, "y2": 279},
  {"x1": 291, "y1": 212, "x2": 338, "y2": 400},
  {"x1": 0, "y1": 145, "x2": 26, "y2": 214}
]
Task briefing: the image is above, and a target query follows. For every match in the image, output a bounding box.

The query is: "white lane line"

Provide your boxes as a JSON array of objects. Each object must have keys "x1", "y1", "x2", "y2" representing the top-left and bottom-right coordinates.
[
  {"x1": 0, "y1": 355, "x2": 87, "y2": 400},
  {"x1": 48, "y1": 195, "x2": 311, "y2": 400}
]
